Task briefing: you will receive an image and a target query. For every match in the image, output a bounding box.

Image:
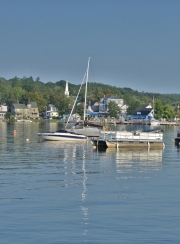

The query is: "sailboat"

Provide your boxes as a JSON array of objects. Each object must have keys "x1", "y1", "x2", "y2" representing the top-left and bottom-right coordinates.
[
  {"x1": 149, "y1": 97, "x2": 160, "y2": 126},
  {"x1": 71, "y1": 57, "x2": 101, "y2": 137},
  {"x1": 37, "y1": 80, "x2": 88, "y2": 141}
]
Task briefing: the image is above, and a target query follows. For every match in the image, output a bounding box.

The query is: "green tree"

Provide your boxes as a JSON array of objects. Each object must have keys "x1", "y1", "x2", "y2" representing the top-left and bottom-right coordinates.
[
  {"x1": 104, "y1": 88, "x2": 113, "y2": 97},
  {"x1": 127, "y1": 100, "x2": 141, "y2": 115},
  {"x1": 154, "y1": 100, "x2": 164, "y2": 119},
  {"x1": 162, "y1": 105, "x2": 174, "y2": 119},
  {"x1": 123, "y1": 94, "x2": 131, "y2": 104},
  {"x1": 13, "y1": 87, "x2": 25, "y2": 101},
  {"x1": 5, "y1": 111, "x2": 11, "y2": 120},
  {"x1": 24, "y1": 92, "x2": 47, "y2": 113},
  {"x1": 74, "y1": 103, "x2": 84, "y2": 118},
  {"x1": 107, "y1": 101, "x2": 120, "y2": 118},
  {"x1": 54, "y1": 95, "x2": 71, "y2": 116}
]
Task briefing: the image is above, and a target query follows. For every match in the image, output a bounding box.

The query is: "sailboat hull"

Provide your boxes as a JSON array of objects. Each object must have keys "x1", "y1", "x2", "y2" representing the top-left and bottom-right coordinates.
[{"x1": 73, "y1": 127, "x2": 100, "y2": 137}]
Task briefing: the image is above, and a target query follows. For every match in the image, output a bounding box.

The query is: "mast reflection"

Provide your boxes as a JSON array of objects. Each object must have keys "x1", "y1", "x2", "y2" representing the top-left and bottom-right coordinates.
[{"x1": 81, "y1": 145, "x2": 88, "y2": 236}]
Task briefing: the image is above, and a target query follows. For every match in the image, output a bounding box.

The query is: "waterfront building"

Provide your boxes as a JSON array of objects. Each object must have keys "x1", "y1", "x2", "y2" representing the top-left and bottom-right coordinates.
[
  {"x1": 45, "y1": 104, "x2": 59, "y2": 119},
  {"x1": 99, "y1": 96, "x2": 128, "y2": 118},
  {"x1": 11, "y1": 100, "x2": 39, "y2": 119},
  {"x1": 130, "y1": 104, "x2": 154, "y2": 120},
  {"x1": 0, "y1": 104, "x2": 8, "y2": 120},
  {"x1": 61, "y1": 113, "x2": 81, "y2": 123}
]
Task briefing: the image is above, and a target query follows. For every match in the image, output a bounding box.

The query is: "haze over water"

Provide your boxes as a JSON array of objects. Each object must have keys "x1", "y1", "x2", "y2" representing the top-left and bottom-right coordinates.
[{"x1": 0, "y1": 122, "x2": 180, "y2": 243}]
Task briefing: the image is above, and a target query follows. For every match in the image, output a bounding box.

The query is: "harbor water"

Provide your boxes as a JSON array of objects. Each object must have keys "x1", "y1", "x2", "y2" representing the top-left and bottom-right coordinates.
[{"x1": 0, "y1": 122, "x2": 180, "y2": 243}]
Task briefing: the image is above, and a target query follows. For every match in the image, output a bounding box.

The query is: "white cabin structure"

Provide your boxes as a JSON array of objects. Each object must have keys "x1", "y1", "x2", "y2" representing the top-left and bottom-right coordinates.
[{"x1": 0, "y1": 104, "x2": 8, "y2": 120}]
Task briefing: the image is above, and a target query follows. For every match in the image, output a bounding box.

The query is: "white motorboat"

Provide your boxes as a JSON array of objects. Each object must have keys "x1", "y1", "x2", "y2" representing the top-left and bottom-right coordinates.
[
  {"x1": 91, "y1": 129, "x2": 164, "y2": 149},
  {"x1": 37, "y1": 129, "x2": 87, "y2": 141}
]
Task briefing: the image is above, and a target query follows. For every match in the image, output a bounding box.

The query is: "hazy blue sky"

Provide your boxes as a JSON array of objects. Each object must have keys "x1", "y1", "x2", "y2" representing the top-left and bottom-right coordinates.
[{"x1": 0, "y1": 0, "x2": 180, "y2": 93}]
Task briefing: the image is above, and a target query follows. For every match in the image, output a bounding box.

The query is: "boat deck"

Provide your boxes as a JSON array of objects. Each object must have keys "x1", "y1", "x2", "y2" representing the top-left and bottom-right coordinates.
[{"x1": 91, "y1": 130, "x2": 164, "y2": 149}]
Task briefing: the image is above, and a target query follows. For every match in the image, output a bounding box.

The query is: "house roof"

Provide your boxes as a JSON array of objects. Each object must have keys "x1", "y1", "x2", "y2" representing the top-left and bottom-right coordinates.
[
  {"x1": 13, "y1": 102, "x2": 38, "y2": 109},
  {"x1": 104, "y1": 96, "x2": 122, "y2": 100},
  {"x1": 30, "y1": 102, "x2": 38, "y2": 108},
  {"x1": 133, "y1": 109, "x2": 152, "y2": 116},
  {"x1": 92, "y1": 105, "x2": 99, "y2": 112},
  {"x1": 90, "y1": 101, "x2": 99, "y2": 106},
  {"x1": 13, "y1": 104, "x2": 26, "y2": 109},
  {"x1": 132, "y1": 104, "x2": 153, "y2": 116}
]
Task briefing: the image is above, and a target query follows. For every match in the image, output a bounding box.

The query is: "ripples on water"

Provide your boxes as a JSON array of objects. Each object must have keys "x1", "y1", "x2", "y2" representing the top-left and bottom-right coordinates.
[{"x1": 0, "y1": 122, "x2": 180, "y2": 243}]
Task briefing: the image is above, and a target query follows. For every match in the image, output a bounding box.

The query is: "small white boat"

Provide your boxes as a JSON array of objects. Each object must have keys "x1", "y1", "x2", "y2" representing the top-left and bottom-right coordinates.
[
  {"x1": 17, "y1": 119, "x2": 32, "y2": 122},
  {"x1": 149, "y1": 119, "x2": 160, "y2": 126},
  {"x1": 174, "y1": 130, "x2": 180, "y2": 145},
  {"x1": 91, "y1": 129, "x2": 164, "y2": 148},
  {"x1": 37, "y1": 129, "x2": 87, "y2": 141}
]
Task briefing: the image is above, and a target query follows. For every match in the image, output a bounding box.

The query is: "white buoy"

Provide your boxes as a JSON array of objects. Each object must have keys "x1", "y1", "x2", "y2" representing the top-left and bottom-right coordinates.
[{"x1": 26, "y1": 138, "x2": 29, "y2": 142}]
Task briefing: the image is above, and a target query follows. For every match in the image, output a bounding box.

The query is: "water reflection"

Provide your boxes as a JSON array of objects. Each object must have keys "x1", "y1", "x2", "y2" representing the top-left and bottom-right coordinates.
[
  {"x1": 111, "y1": 148, "x2": 163, "y2": 162},
  {"x1": 93, "y1": 147, "x2": 163, "y2": 173},
  {"x1": 81, "y1": 145, "x2": 88, "y2": 237},
  {"x1": 39, "y1": 140, "x2": 89, "y2": 237},
  {"x1": 115, "y1": 148, "x2": 163, "y2": 174},
  {"x1": 0, "y1": 122, "x2": 7, "y2": 148}
]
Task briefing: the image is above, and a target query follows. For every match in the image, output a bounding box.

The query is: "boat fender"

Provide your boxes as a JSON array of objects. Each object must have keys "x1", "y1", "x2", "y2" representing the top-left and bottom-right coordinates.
[{"x1": 12, "y1": 130, "x2": 17, "y2": 135}]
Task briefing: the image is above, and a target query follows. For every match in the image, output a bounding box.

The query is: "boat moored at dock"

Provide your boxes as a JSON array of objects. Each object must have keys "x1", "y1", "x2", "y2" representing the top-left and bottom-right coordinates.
[
  {"x1": 174, "y1": 130, "x2": 180, "y2": 145},
  {"x1": 91, "y1": 129, "x2": 164, "y2": 149}
]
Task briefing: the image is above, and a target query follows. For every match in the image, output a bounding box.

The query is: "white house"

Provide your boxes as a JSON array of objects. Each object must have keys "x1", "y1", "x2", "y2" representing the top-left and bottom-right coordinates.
[
  {"x1": 45, "y1": 104, "x2": 59, "y2": 119},
  {"x1": 61, "y1": 113, "x2": 81, "y2": 123},
  {"x1": 99, "y1": 96, "x2": 128, "y2": 118},
  {"x1": 130, "y1": 104, "x2": 154, "y2": 120},
  {"x1": 0, "y1": 104, "x2": 8, "y2": 120}
]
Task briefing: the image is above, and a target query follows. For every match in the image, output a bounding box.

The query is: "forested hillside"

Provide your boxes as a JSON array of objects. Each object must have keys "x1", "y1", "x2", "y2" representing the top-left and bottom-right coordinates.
[{"x1": 0, "y1": 76, "x2": 180, "y2": 117}]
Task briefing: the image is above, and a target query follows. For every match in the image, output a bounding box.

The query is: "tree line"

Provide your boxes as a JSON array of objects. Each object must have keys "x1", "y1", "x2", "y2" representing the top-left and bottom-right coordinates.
[{"x1": 0, "y1": 76, "x2": 179, "y2": 119}]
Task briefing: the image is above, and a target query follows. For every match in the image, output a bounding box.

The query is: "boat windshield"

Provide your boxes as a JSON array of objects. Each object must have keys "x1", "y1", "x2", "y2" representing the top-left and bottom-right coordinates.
[{"x1": 56, "y1": 129, "x2": 68, "y2": 133}]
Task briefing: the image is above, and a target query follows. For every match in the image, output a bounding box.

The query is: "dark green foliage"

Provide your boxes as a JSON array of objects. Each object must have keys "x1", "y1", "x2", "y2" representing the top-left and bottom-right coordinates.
[
  {"x1": 74, "y1": 103, "x2": 84, "y2": 117},
  {"x1": 154, "y1": 100, "x2": 174, "y2": 119},
  {"x1": 154, "y1": 100, "x2": 164, "y2": 119},
  {"x1": 108, "y1": 101, "x2": 121, "y2": 118},
  {"x1": 5, "y1": 112, "x2": 11, "y2": 119},
  {"x1": 127, "y1": 100, "x2": 141, "y2": 115},
  {"x1": 0, "y1": 76, "x2": 180, "y2": 117}
]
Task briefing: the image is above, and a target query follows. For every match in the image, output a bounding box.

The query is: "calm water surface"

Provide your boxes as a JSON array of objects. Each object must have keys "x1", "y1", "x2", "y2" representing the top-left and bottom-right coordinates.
[{"x1": 0, "y1": 122, "x2": 180, "y2": 243}]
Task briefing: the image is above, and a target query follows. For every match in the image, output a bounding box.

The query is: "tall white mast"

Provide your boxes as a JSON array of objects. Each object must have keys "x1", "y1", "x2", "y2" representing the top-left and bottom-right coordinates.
[
  {"x1": 83, "y1": 57, "x2": 91, "y2": 121},
  {"x1": 65, "y1": 73, "x2": 87, "y2": 129}
]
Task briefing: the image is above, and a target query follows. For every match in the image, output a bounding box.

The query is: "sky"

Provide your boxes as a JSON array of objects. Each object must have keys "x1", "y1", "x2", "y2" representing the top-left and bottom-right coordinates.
[{"x1": 0, "y1": 0, "x2": 180, "y2": 94}]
